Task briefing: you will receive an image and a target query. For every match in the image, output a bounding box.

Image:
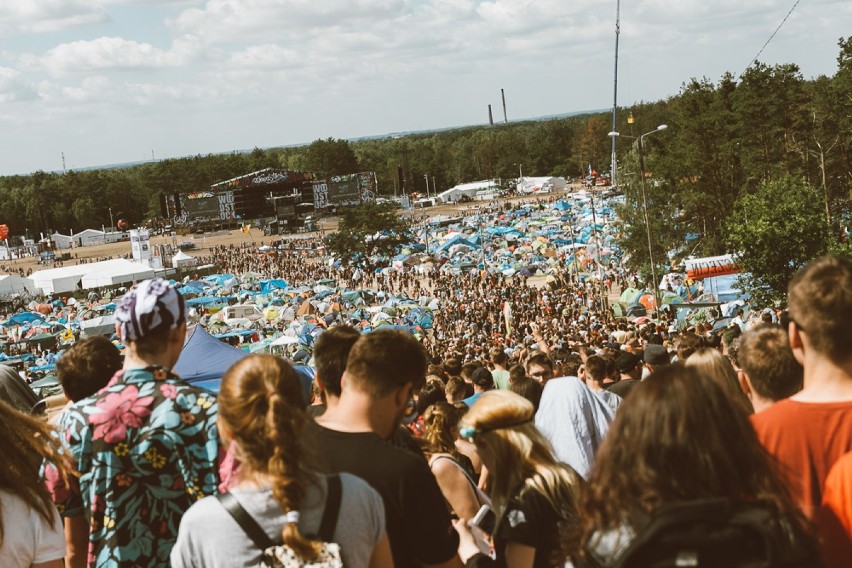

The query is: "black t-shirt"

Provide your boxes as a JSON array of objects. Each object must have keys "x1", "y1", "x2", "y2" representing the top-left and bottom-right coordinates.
[
  {"x1": 468, "y1": 486, "x2": 566, "y2": 568},
  {"x1": 303, "y1": 420, "x2": 459, "y2": 568},
  {"x1": 607, "y1": 378, "x2": 640, "y2": 399},
  {"x1": 497, "y1": 487, "x2": 565, "y2": 567}
]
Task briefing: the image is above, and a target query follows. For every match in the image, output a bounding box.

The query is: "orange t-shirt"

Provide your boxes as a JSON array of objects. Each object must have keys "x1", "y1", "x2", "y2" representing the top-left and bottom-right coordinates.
[
  {"x1": 751, "y1": 399, "x2": 852, "y2": 517},
  {"x1": 822, "y1": 451, "x2": 852, "y2": 568}
]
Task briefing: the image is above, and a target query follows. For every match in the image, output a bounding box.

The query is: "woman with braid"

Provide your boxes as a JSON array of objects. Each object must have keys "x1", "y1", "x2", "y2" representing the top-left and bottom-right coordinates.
[{"x1": 171, "y1": 355, "x2": 392, "y2": 567}]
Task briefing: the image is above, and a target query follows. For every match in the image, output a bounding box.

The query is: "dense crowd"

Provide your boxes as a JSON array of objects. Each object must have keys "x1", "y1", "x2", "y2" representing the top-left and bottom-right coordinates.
[{"x1": 2, "y1": 246, "x2": 852, "y2": 567}]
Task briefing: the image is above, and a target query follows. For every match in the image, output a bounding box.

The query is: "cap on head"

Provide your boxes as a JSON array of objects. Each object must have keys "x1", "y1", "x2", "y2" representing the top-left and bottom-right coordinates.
[
  {"x1": 615, "y1": 352, "x2": 640, "y2": 373},
  {"x1": 644, "y1": 344, "x2": 670, "y2": 366},
  {"x1": 115, "y1": 278, "x2": 186, "y2": 343}
]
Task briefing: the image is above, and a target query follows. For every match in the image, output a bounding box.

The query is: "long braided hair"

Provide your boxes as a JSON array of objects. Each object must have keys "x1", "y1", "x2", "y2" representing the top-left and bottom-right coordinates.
[{"x1": 219, "y1": 355, "x2": 321, "y2": 560}]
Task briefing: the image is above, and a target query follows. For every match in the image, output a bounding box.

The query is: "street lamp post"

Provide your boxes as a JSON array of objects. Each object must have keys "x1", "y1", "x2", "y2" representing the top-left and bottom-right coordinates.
[{"x1": 608, "y1": 124, "x2": 668, "y2": 318}]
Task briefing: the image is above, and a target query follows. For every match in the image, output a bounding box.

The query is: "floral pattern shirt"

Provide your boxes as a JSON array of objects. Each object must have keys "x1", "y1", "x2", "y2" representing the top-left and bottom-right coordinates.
[{"x1": 43, "y1": 366, "x2": 220, "y2": 567}]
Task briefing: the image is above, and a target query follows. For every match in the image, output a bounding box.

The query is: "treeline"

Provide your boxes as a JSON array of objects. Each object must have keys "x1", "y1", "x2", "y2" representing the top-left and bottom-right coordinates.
[
  {"x1": 609, "y1": 38, "x2": 851, "y2": 303},
  {"x1": 1, "y1": 38, "x2": 848, "y2": 277}
]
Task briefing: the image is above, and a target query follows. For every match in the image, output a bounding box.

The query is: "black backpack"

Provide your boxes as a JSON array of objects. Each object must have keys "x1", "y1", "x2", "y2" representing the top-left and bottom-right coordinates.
[{"x1": 588, "y1": 498, "x2": 821, "y2": 568}]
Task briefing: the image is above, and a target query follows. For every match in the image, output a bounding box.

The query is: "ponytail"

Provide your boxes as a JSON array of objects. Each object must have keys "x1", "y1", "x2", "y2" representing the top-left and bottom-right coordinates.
[
  {"x1": 219, "y1": 355, "x2": 323, "y2": 561},
  {"x1": 267, "y1": 390, "x2": 321, "y2": 560}
]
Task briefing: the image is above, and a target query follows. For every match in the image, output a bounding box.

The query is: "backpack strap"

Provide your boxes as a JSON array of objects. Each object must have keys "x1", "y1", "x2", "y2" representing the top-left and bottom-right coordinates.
[
  {"x1": 218, "y1": 475, "x2": 342, "y2": 549},
  {"x1": 430, "y1": 454, "x2": 490, "y2": 508},
  {"x1": 317, "y1": 474, "x2": 342, "y2": 542},
  {"x1": 217, "y1": 492, "x2": 276, "y2": 550}
]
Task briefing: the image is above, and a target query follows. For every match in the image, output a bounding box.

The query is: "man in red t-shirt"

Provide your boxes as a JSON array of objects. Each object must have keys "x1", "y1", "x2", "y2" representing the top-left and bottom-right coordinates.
[{"x1": 751, "y1": 256, "x2": 852, "y2": 561}]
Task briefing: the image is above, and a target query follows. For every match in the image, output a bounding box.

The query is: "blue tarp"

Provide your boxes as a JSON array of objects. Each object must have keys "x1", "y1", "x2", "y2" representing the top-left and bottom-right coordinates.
[
  {"x1": 259, "y1": 279, "x2": 288, "y2": 293},
  {"x1": 185, "y1": 296, "x2": 225, "y2": 307},
  {"x1": 204, "y1": 274, "x2": 236, "y2": 286},
  {"x1": 435, "y1": 236, "x2": 481, "y2": 253},
  {"x1": 212, "y1": 330, "x2": 256, "y2": 339},
  {"x1": 8, "y1": 313, "x2": 43, "y2": 325}
]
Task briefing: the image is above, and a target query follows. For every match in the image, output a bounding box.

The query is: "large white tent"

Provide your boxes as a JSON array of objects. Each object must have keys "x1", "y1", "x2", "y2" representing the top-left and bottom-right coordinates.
[
  {"x1": 437, "y1": 180, "x2": 498, "y2": 203},
  {"x1": 31, "y1": 265, "x2": 93, "y2": 294},
  {"x1": 80, "y1": 259, "x2": 155, "y2": 289},
  {"x1": 0, "y1": 275, "x2": 36, "y2": 295},
  {"x1": 31, "y1": 259, "x2": 155, "y2": 294}
]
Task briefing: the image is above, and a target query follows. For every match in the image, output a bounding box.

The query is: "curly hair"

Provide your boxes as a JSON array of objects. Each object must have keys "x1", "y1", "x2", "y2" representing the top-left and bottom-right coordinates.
[{"x1": 422, "y1": 401, "x2": 465, "y2": 460}]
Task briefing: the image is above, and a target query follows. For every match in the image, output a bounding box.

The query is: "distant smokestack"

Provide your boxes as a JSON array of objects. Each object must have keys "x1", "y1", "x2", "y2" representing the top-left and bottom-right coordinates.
[
  {"x1": 501, "y1": 88, "x2": 508, "y2": 124},
  {"x1": 488, "y1": 104, "x2": 494, "y2": 126}
]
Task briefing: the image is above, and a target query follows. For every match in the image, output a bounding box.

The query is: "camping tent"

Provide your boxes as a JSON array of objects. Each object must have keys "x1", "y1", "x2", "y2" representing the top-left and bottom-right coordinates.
[
  {"x1": 175, "y1": 325, "x2": 314, "y2": 402},
  {"x1": 80, "y1": 315, "x2": 116, "y2": 338},
  {"x1": 174, "y1": 325, "x2": 249, "y2": 391}
]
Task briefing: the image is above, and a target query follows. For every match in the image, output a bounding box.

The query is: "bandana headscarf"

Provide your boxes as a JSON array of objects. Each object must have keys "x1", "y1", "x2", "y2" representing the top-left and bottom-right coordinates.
[{"x1": 115, "y1": 278, "x2": 186, "y2": 342}]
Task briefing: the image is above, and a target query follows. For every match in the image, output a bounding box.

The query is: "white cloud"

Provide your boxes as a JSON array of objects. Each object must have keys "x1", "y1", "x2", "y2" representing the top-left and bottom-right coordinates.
[
  {"x1": 40, "y1": 36, "x2": 196, "y2": 76},
  {"x1": 171, "y1": 0, "x2": 409, "y2": 41},
  {"x1": 0, "y1": 66, "x2": 38, "y2": 102},
  {"x1": 0, "y1": 0, "x2": 109, "y2": 34},
  {"x1": 0, "y1": 0, "x2": 849, "y2": 174},
  {"x1": 227, "y1": 43, "x2": 301, "y2": 69}
]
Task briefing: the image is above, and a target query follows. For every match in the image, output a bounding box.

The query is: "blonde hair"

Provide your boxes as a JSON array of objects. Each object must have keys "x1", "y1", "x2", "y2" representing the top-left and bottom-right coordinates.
[
  {"x1": 460, "y1": 391, "x2": 582, "y2": 527},
  {"x1": 219, "y1": 355, "x2": 321, "y2": 561},
  {"x1": 686, "y1": 348, "x2": 753, "y2": 415}
]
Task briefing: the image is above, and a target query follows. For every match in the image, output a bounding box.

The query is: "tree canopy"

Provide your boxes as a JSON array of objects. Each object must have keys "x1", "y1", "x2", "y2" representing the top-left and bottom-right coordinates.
[
  {"x1": 725, "y1": 176, "x2": 832, "y2": 305},
  {"x1": 324, "y1": 201, "x2": 412, "y2": 265}
]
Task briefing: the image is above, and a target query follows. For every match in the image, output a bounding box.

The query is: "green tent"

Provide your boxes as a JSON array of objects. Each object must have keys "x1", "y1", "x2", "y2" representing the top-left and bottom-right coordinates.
[{"x1": 619, "y1": 287, "x2": 640, "y2": 304}]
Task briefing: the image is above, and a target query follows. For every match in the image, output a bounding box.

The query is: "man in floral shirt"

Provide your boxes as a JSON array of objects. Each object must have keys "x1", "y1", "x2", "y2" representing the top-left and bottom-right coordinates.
[{"x1": 43, "y1": 279, "x2": 220, "y2": 567}]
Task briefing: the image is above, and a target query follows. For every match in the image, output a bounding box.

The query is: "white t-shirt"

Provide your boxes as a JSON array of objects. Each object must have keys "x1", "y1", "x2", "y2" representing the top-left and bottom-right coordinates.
[{"x1": 0, "y1": 489, "x2": 65, "y2": 568}]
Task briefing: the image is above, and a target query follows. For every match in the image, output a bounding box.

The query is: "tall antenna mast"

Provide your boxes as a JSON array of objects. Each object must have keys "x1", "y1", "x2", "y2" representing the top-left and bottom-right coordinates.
[
  {"x1": 610, "y1": 0, "x2": 621, "y2": 188},
  {"x1": 61, "y1": 152, "x2": 66, "y2": 173}
]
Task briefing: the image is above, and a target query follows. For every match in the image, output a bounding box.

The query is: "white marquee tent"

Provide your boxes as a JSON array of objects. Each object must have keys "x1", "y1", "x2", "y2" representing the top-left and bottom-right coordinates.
[
  {"x1": 31, "y1": 259, "x2": 155, "y2": 294},
  {"x1": 0, "y1": 275, "x2": 36, "y2": 295},
  {"x1": 80, "y1": 259, "x2": 156, "y2": 289},
  {"x1": 172, "y1": 250, "x2": 197, "y2": 269}
]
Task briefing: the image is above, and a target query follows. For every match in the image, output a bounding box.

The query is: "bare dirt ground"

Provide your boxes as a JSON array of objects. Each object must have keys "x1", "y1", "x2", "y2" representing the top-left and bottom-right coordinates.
[{"x1": 4, "y1": 187, "x2": 583, "y2": 278}]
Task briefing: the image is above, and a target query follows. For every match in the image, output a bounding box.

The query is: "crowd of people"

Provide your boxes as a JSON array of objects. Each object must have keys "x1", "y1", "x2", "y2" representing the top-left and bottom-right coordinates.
[{"x1": 0, "y1": 252, "x2": 850, "y2": 567}]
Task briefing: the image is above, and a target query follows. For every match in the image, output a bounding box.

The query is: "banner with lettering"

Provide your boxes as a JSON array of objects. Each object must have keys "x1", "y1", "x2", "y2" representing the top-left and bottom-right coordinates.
[{"x1": 684, "y1": 254, "x2": 739, "y2": 279}]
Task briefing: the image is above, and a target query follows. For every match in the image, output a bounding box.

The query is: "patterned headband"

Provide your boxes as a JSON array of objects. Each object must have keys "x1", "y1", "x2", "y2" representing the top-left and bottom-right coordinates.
[{"x1": 115, "y1": 278, "x2": 186, "y2": 342}]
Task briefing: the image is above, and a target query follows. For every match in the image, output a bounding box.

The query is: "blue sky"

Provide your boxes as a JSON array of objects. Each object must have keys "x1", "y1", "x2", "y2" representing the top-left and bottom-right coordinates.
[{"x1": 0, "y1": 0, "x2": 849, "y2": 175}]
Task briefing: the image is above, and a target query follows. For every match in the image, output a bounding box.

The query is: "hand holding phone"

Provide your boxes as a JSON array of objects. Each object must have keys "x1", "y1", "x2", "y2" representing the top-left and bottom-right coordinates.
[{"x1": 470, "y1": 504, "x2": 496, "y2": 535}]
